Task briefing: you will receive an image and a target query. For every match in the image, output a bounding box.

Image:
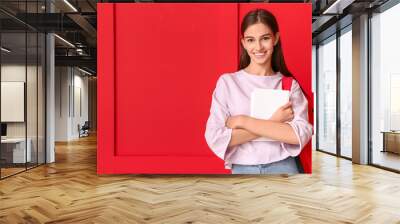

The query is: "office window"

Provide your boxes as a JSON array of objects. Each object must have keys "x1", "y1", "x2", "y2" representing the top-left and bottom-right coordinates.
[
  {"x1": 317, "y1": 35, "x2": 337, "y2": 154},
  {"x1": 339, "y1": 27, "x2": 352, "y2": 158},
  {"x1": 371, "y1": 2, "x2": 400, "y2": 171}
]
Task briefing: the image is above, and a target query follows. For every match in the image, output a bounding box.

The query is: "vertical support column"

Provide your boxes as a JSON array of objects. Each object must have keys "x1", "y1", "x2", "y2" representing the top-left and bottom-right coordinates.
[
  {"x1": 336, "y1": 29, "x2": 341, "y2": 157},
  {"x1": 312, "y1": 45, "x2": 317, "y2": 151},
  {"x1": 352, "y1": 14, "x2": 369, "y2": 164},
  {"x1": 46, "y1": 1, "x2": 55, "y2": 163}
]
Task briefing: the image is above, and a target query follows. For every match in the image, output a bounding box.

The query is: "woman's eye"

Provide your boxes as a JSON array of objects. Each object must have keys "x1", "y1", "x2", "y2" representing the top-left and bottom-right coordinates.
[
  {"x1": 247, "y1": 39, "x2": 254, "y2": 43},
  {"x1": 262, "y1": 37, "x2": 270, "y2": 40}
]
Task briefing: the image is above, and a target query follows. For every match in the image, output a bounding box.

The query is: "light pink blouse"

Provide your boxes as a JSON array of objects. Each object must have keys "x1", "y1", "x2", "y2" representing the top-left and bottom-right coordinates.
[{"x1": 204, "y1": 69, "x2": 313, "y2": 169}]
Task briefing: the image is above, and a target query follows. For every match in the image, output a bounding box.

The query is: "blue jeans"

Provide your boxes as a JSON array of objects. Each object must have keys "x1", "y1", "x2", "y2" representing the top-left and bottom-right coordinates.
[{"x1": 231, "y1": 157, "x2": 299, "y2": 174}]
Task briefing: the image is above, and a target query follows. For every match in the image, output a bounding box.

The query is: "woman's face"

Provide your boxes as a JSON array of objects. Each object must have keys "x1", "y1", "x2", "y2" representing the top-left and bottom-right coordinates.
[{"x1": 241, "y1": 22, "x2": 279, "y2": 66}]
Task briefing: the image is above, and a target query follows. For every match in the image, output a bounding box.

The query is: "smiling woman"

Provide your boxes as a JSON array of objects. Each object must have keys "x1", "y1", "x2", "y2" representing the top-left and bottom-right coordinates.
[
  {"x1": 204, "y1": 9, "x2": 313, "y2": 175},
  {"x1": 241, "y1": 24, "x2": 278, "y2": 68}
]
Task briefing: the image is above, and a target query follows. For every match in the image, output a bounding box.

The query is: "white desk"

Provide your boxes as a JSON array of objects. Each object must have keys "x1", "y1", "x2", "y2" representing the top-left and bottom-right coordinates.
[{"x1": 1, "y1": 138, "x2": 32, "y2": 163}]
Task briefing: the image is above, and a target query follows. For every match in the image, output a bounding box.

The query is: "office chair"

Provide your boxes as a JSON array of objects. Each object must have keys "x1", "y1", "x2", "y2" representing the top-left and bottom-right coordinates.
[{"x1": 79, "y1": 121, "x2": 90, "y2": 138}]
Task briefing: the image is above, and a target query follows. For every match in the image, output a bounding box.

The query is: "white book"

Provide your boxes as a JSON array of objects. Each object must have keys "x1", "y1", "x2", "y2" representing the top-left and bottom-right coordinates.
[{"x1": 250, "y1": 88, "x2": 290, "y2": 141}]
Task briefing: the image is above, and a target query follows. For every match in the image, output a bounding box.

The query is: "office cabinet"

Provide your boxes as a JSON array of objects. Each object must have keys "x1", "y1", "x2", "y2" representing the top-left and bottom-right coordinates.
[{"x1": 382, "y1": 131, "x2": 400, "y2": 154}]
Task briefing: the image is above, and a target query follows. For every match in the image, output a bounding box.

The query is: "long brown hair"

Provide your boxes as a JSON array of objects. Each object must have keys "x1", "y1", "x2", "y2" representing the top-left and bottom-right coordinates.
[{"x1": 239, "y1": 9, "x2": 293, "y2": 78}]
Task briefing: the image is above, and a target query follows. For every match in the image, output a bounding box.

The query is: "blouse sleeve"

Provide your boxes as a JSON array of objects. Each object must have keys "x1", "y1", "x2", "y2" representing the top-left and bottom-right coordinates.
[
  {"x1": 281, "y1": 79, "x2": 313, "y2": 156},
  {"x1": 204, "y1": 76, "x2": 233, "y2": 160}
]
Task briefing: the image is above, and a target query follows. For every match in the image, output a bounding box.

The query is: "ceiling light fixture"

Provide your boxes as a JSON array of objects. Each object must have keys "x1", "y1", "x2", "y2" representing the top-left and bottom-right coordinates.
[
  {"x1": 63, "y1": 0, "x2": 78, "y2": 12},
  {"x1": 78, "y1": 67, "x2": 93, "y2": 76},
  {"x1": 1, "y1": 47, "x2": 11, "y2": 53},
  {"x1": 54, "y1": 34, "x2": 75, "y2": 48},
  {"x1": 322, "y1": 0, "x2": 355, "y2": 15}
]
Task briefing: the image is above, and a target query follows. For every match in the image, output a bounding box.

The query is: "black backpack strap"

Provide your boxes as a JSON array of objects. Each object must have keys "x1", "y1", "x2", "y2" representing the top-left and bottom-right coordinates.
[{"x1": 295, "y1": 156, "x2": 304, "y2": 173}]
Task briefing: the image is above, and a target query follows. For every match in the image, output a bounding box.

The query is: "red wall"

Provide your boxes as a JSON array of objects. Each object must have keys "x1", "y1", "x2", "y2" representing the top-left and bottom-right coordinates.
[{"x1": 98, "y1": 3, "x2": 312, "y2": 174}]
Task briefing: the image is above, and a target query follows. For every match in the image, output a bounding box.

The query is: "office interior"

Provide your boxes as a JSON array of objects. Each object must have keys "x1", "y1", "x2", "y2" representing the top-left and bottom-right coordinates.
[
  {"x1": 0, "y1": 0, "x2": 399, "y2": 222},
  {"x1": 313, "y1": 0, "x2": 400, "y2": 172},
  {"x1": 0, "y1": 0, "x2": 97, "y2": 179}
]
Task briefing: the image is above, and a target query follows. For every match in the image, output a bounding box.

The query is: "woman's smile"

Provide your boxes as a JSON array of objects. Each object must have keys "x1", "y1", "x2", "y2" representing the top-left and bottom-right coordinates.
[{"x1": 254, "y1": 52, "x2": 266, "y2": 59}]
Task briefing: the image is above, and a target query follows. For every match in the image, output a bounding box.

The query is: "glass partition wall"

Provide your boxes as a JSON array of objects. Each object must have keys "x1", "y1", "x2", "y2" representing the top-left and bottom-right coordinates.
[
  {"x1": 370, "y1": 2, "x2": 400, "y2": 171},
  {"x1": 316, "y1": 26, "x2": 353, "y2": 159},
  {"x1": 339, "y1": 26, "x2": 352, "y2": 159},
  {"x1": 315, "y1": 0, "x2": 400, "y2": 172},
  {"x1": 317, "y1": 35, "x2": 337, "y2": 155},
  {"x1": 0, "y1": 2, "x2": 46, "y2": 179}
]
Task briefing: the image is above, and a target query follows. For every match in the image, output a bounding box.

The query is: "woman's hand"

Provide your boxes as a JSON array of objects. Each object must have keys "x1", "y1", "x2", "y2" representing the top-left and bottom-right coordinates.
[
  {"x1": 270, "y1": 101, "x2": 294, "y2": 123},
  {"x1": 226, "y1": 115, "x2": 249, "y2": 129},
  {"x1": 226, "y1": 102, "x2": 293, "y2": 130}
]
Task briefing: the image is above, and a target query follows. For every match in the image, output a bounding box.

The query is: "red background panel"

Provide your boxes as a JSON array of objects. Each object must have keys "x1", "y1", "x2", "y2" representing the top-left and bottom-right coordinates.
[
  {"x1": 114, "y1": 4, "x2": 238, "y2": 157},
  {"x1": 97, "y1": 3, "x2": 312, "y2": 174}
]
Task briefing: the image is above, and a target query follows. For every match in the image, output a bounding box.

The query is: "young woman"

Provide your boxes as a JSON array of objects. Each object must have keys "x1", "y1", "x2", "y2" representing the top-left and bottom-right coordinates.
[{"x1": 205, "y1": 9, "x2": 312, "y2": 174}]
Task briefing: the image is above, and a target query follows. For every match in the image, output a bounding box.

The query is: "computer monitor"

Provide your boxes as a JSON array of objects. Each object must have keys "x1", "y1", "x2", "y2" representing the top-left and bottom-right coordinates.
[{"x1": 1, "y1": 123, "x2": 7, "y2": 137}]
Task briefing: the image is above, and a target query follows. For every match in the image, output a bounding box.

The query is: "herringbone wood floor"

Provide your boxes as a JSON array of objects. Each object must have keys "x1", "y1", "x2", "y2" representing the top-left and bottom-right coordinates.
[{"x1": 1, "y1": 134, "x2": 400, "y2": 224}]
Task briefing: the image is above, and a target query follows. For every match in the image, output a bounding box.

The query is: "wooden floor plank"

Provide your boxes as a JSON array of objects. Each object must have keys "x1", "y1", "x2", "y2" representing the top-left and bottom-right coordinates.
[{"x1": 1, "y1": 134, "x2": 400, "y2": 223}]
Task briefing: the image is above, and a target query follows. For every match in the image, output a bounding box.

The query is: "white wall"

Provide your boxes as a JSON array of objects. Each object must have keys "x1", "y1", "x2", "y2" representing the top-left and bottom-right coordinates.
[
  {"x1": 55, "y1": 66, "x2": 69, "y2": 141},
  {"x1": 1, "y1": 63, "x2": 46, "y2": 164},
  {"x1": 72, "y1": 72, "x2": 89, "y2": 138},
  {"x1": 1, "y1": 65, "x2": 40, "y2": 137},
  {"x1": 55, "y1": 67, "x2": 89, "y2": 141},
  {"x1": 1, "y1": 65, "x2": 27, "y2": 140}
]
